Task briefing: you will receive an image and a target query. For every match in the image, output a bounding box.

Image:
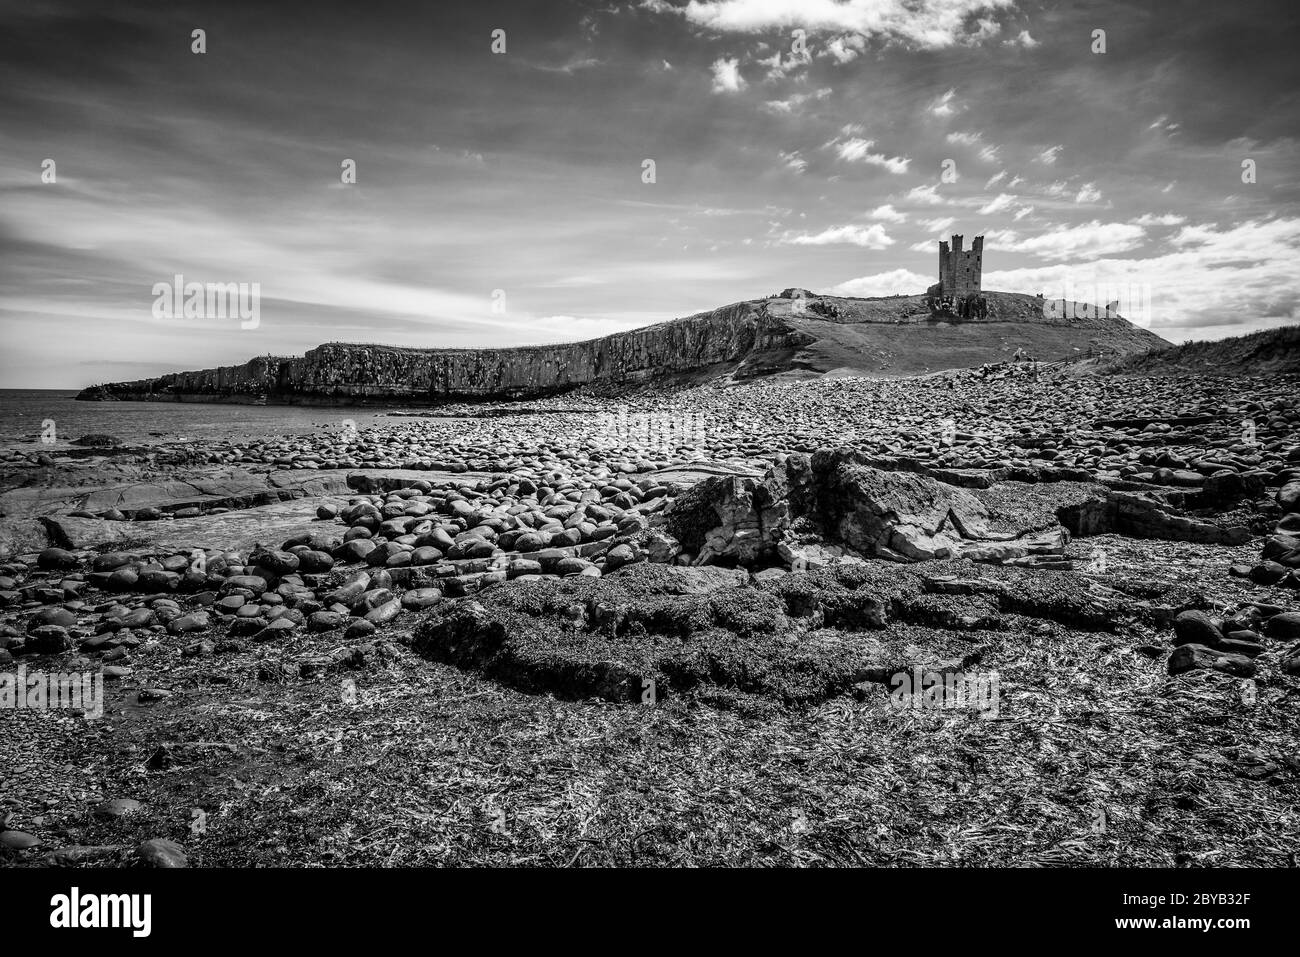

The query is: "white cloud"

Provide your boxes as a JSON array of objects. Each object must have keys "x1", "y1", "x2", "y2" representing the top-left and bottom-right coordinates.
[
  {"x1": 1005, "y1": 29, "x2": 1038, "y2": 47},
  {"x1": 778, "y1": 149, "x2": 807, "y2": 174},
  {"x1": 829, "y1": 267, "x2": 933, "y2": 297},
  {"x1": 758, "y1": 44, "x2": 812, "y2": 80},
  {"x1": 764, "y1": 87, "x2": 831, "y2": 113},
  {"x1": 1075, "y1": 182, "x2": 1102, "y2": 203},
  {"x1": 985, "y1": 170, "x2": 1007, "y2": 188},
  {"x1": 928, "y1": 88, "x2": 959, "y2": 117},
  {"x1": 1013, "y1": 204, "x2": 1034, "y2": 220},
  {"x1": 825, "y1": 33, "x2": 867, "y2": 63},
  {"x1": 835, "y1": 137, "x2": 911, "y2": 173},
  {"x1": 784, "y1": 223, "x2": 895, "y2": 248},
  {"x1": 983, "y1": 218, "x2": 1300, "y2": 337},
  {"x1": 710, "y1": 57, "x2": 746, "y2": 93},
  {"x1": 991, "y1": 220, "x2": 1146, "y2": 261},
  {"x1": 906, "y1": 183, "x2": 944, "y2": 205},
  {"x1": 978, "y1": 193, "x2": 1015, "y2": 214},
  {"x1": 946, "y1": 130, "x2": 981, "y2": 146},
  {"x1": 869, "y1": 204, "x2": 907, "y2": 223},
  {"x1": 1131, "y1": 213, "x2": 1186, "y2": 227},
  {"x1": 919, "y1": 216, "x2": 955, "y2": 233},
  {"x1": 1037, "y1": 145, "x2": 1063, "y2": 165},
  {"x1": 664, "y1": 0, "x2": 1019, "y2": 51}
]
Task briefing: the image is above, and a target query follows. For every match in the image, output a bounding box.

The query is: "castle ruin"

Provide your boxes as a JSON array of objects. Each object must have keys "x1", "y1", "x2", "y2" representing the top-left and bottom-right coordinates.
[{"x1": 927, "y1": 233, "x2": 987, "y2": 319}]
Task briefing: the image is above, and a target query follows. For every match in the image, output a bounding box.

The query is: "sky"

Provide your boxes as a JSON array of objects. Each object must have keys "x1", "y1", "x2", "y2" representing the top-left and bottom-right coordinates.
[{"x1": 1, "y1": 0, "x2": 1298, "y2": 388}]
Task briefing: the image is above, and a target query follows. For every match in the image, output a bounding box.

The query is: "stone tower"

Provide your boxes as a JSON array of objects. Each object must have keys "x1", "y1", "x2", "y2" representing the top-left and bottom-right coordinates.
[{"x1": 937, "y1": 234, "x2": 983, "y2": 299}]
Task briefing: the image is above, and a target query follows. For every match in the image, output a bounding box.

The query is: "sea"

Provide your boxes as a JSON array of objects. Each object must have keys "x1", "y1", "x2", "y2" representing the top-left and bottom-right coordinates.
[{"x1": 0, "y1": 389, "x2": 401, "y2": 450}]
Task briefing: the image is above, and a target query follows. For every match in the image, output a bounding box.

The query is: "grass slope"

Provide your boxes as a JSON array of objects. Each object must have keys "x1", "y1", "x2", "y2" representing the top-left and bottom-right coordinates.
[{"x1": 1105, "y1": 324, "x2": 1300, "y2": 375}]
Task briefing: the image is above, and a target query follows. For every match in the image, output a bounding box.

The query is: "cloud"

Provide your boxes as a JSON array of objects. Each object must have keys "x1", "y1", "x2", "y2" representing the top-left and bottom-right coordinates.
[
  {"x1": 1075, "y1": 182, "x2": 1102, "y2": 203},
  {"x1": 1037, "y1": 145, "x2": 1063, "y2": 165},
  {"x1": 709, "y1": 57, "x2": 746, "y2": 93},
  {"x1": 944, "y1": 130, "x2": 998, "y2": 162},
  {"x1": 991, "y1": 220, "x2": 1146, "y2": 261},
  {"x1": 834, "y1": 138, "x2": 910, "y2": 173},
  {"x1": 982, "y1": 218, "x2": 1300, "y2": 337},
  {"x1": 919, "y1": 216, "x2": 956, "y2": 233},
  {"x1": 985, "y1": 170, "x2": 1007, "y2": 188},
  {"x1": 928, "y1": 88, "x2": 959, "y2": 117},
  {"x1": 757, "y1": 44, "x2": 811, "y2": 80},
  {"x1": 783, "y1": 223, "x2": 894, "y2": 248},
  {"x1": 978, "y1": 193, "x2": 1016, "y2": 214},
  {"x1": 869, "y1": 204, "x2": 907, "y2": 223},
  {"x1": 1131, "y1": 213, "x2": 1186, "y2": 227},
  {"x1": 779, "y1": 149, "x2": 807, "y2": 173},
  {"x1": 1005, "y1": 29, "x2": 1038, "y2": 47},
  {"x1": 825, "y1": 33, "x2": 866, "y2": 63},
  {"x1": 906, "y1": 183, "x2": 944, "y2": 205},
  {"x1": 529, "y1": 56, "x2": 603, "y2": 74},
  {"x1": 764, "y1": 87, "x2": 831, "y2": 113},
  {"x1": 662, "y1": 0, "x2": 1020, "y2": 50},
  {"x1": 830, "y1": 267, "x2": 932, "y2": 297}
]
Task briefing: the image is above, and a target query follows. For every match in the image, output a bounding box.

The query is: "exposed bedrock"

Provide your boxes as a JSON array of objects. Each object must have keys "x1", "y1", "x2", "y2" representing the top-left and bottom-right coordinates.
[
  {"x1": 661, "y1": 448, "x2": 1068, "y2": 568},
  {"x1": 657, "y1": 447, "x2": 1256, "y2": 570},
  {"x1": 77, "y1": 302, "x2": 811, "y2": 405}
]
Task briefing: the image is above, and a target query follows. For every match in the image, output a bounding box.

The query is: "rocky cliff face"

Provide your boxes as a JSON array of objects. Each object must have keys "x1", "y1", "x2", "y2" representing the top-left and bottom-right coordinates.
[
  {"x1": 76, "y1": 292, "x2": 1167, "y2": 405},
  {"x1": 78, "y1": 301, "x2": 812, "y2": 405}
]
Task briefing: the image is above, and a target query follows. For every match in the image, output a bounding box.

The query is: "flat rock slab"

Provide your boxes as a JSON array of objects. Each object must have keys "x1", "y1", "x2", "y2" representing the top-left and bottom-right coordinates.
[
  {"x1": 647, "y1": 463, "x2": 765, "y2": 485},
  {"x1": 78, "y1": 469, "x2": 351, "y2": 515},
  {"x1": 44, "y1": 500, "x2": 333, "y2": 554},
  {"x1": 346, "y1": 469, "x2": 498, "y2": 492},
  {"x1": 1, "y1": 468, "x2": 352, "y2": 519}
]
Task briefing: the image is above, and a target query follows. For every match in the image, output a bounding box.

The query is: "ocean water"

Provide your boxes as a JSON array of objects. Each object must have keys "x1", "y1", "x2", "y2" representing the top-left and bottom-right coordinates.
[{"x1": 0, "y1": 389, "x2": 398, "y2": 449}]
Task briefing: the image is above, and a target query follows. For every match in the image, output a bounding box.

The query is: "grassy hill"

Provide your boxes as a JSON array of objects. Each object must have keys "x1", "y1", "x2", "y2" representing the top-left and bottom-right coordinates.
[
  {"x1": 748, "y1": 290, "x2": 1168, "y2": 380},
  {"x1": 1102, "y1": 324, "x2": 1300, "y2": 375}
]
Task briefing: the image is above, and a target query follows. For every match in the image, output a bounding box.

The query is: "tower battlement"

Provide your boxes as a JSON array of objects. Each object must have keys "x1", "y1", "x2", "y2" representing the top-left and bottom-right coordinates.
[{"x1": 937, "y1": 234, "x2": 983, "y2": 299}]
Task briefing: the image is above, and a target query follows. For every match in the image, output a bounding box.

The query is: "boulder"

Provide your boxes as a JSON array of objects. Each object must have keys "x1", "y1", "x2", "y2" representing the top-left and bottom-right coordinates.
[{"x1": 1168, "y1": 643, "x2": 1256, "y2": 678}]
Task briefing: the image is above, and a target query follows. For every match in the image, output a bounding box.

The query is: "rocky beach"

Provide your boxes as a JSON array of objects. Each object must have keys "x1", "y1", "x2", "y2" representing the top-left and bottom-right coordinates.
[{"x1": 3, "y1": 343, "x2": 1299, "y2": 867}]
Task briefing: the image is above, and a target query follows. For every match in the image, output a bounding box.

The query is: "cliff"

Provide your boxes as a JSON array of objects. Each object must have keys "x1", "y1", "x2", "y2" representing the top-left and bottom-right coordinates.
[{"x1": 77, "y1": 291, "x2": 1169, "y2": 405}]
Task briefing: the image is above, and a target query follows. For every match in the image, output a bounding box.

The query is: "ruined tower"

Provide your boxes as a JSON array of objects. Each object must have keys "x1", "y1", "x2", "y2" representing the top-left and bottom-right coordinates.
[{"x1": 937, "y1": 234, "x2": 983, "y2": 299}]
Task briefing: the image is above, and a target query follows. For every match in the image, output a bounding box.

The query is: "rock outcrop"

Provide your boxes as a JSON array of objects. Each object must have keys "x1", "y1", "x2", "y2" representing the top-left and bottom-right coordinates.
[
  {"x1": 77, "y1": 291, "x2": 1167, "y2": 406},
  {"x1": 662, "y1": 448, "x2": 1067, "y2": 568}
]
